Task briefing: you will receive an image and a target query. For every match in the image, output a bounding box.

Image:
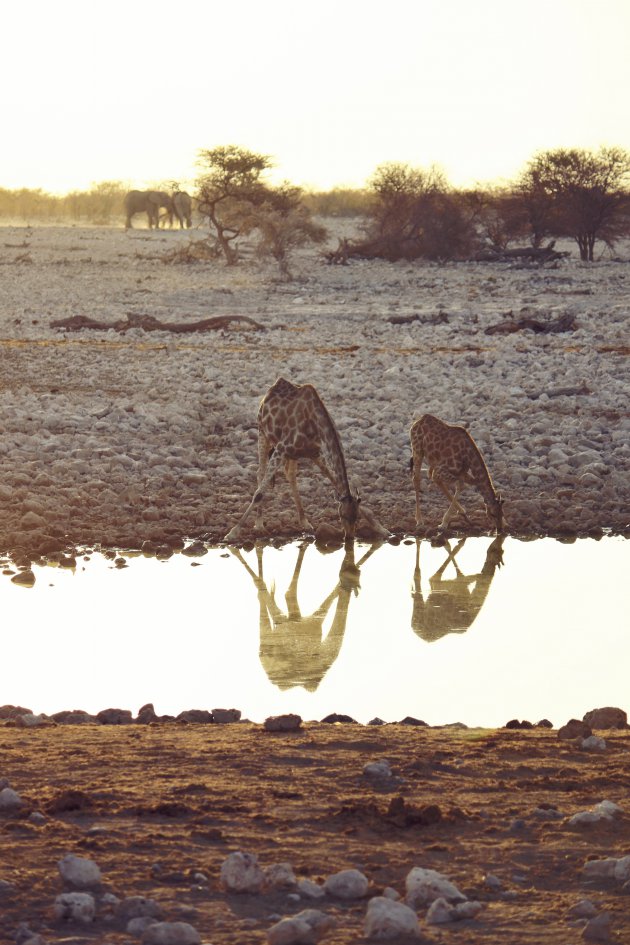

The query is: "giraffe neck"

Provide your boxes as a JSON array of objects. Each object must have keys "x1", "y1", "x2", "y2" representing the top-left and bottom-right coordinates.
[
  {"x1": 468, "y1": 444, "x2": 498, "y2": 504},
  {"x1": 315, "y1": 401, "x2": 352, "y2": 498}
]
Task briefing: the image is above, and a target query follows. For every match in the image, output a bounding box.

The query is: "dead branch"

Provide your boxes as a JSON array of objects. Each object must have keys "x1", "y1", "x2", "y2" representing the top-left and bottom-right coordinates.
[
  {"x1": 473, "y1": 242, "x2": 568, "y2": 263},
  {"x1": 485, "y1": 313, "x2": 577, "y2": 335},
  {"x1": 527, "y1": 382, "x2": 591, "y2": 400},
  {"x1": 51, "y1": 313, "x2": 265, "y2": 333}
]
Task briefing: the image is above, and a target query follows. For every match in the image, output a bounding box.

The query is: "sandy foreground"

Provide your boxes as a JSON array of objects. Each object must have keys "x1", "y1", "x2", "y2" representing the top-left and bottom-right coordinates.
[
  {"x1": 0, "y1": 223, "x2": 628, "y2": 557},
  {"x1": 1, "y1": 722, "x2": 630, "y2": 944}
]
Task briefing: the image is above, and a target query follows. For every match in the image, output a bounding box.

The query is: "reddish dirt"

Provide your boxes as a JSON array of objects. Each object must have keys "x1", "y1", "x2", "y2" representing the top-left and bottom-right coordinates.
[{"x1": 2, "y1": 723, "x2": 630, "y2": 943}]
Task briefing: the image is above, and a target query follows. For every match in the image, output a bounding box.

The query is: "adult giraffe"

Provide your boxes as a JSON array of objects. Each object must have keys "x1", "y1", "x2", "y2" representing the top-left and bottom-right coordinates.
[{"x1": 224, "y1": 378, "x2": 388, "y2": 542}]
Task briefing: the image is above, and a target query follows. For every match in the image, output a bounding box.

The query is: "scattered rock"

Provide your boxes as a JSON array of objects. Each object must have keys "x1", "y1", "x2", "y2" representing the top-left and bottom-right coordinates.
[
  {"x1": 364, "y1": 896, "x2": 421, "y2": 939},
  {"x1": 405, "y1": 866, "x2": 466, "y2": 907},
  {"x1": 263, "y1": 863, "x2": 297, "y2": 890},
  {"x1": 582, "y1": 912, "x2": 612, "y2": 941},
  {"x1": 220, "y1": 851, "x2": 264, "y2": 893},
  {"x1": 96, "y1": 707, "x2": 133, "y2": 725},
  {"x1": 53, "y1": 891, "x2": 96, "y2": 923},
  {"x1": 583, "y1": 707, "x2": 628, "y2": 730},
  {"x1": 569, "y1": 899, "x2": 598, "y2": 919},
  {"x1": 321, "y1": 713, "x2": 356, "y2": 724},
  {"x1": 582, "y1": 735, "x2": 607, "y2": 751},
  {"x1": 267, "y1": 909, "x2": 334, "y2": 945},
  {"x1": 324, "y1": 868, "x2": 369, "y2": 899},
  {"x1": 264, "y1": 714, "x2": 302, "y2": 732},
  {"x1": 58, "y1": 853, "x2": 101, "y2": 889},
  {"x1": 141, "y1": 921, "x2": 201, "y2": 945},
  {"x1": 0, "y1": 787, "x2": 22, "y2": 810},
  {"x1": 558, "y1": 719, "x2": 592, "y2": 739},
  {"x1": 212, "y1": 707, "x2": 241, "y2": 724},
  {"x1": 176, "y1": 709, "x2": 214, "y2": 724},
  {"x1": 297, "y1": 879, "x2": 325, "y2": 900}
]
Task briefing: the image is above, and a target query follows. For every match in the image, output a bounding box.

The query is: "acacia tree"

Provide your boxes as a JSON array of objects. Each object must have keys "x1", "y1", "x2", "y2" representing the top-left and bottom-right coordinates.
[
  {"x1": 245, "y1": 183, "x2": 327, "y2": 280},
  {"x1": 517, "y1": 147, "x2": 630, "y2": 260},
  {"x1": 353, "y1": 162, "x2": 477, "y2": 261},
  {"x1": 195, "y1": 146, "x2": 272, "y2": 264}
]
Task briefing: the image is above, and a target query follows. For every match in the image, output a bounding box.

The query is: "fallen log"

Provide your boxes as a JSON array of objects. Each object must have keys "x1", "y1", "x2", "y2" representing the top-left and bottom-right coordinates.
[
  {"x1": 485, "y1": 313, "x2": 577, "y2": 335},
  {"x1": 474, "y1": 243, "x2": 568, "y2": 264},
  {"x1": 51, "y1": 313, "x2": 265, "y2": 333}
]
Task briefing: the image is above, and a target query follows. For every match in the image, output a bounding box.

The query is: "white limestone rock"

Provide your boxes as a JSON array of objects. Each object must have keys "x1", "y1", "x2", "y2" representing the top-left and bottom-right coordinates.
[
  {"x1": 364, "y1": 896, "x2": 421, "y2": 939},
  {"x1": 220, "y1": 851, "x2": 264, "y2": 893},
  {"x1": 363, "y1": 760, "x2": 392, "y2": 779},
  {"x1": 324, "y1": 868, "x2": 369, "y2": 899},
  {"x1": 425, "y1": 897, "x2": 455, "y2": 924},
  {"x1": 297, "y1": 879, "x2": 325, "y2": 900},
  {"x1": 58, "y1": 853, "x2": 101, "y2": 889},
  {"x1": 0, "y1": 787, "x2": 22, "y2": 810},
  {"x1": 267, "y1": 909, "x2": 334, "y2": 945},
  {"x1": 582, "y1": 735, "x2": 607, "y2": 751},
  {"x1": 405, "y1": 867, "x2": 466, "y2": 908},
  {"x1": 54, "y1": 891, "x2": 96, "y2": 924},
  {"x1": 263, "y1": 862, "x2": 297, "y2": 890},
  {"x1": 141, "y1": 921, "x2": 201, "y2": 945}
]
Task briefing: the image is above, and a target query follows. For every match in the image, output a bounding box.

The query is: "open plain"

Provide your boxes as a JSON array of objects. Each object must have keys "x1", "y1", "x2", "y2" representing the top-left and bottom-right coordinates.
[
  {"x1": 0, "y1": 222, "x2": 628, "y2": 557},
  {"x1": 0, "y1": 223, "x2": 629, "y2": 945}
]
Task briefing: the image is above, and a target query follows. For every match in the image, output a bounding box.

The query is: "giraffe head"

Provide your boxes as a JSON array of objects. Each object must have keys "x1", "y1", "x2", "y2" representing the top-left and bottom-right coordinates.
[{"x1": 337, "y1": 490, "x2": 360, "y2": 540}]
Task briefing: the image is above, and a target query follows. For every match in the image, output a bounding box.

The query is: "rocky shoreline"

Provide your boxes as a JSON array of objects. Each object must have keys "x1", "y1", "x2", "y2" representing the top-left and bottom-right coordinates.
[{"x1": 0, "y1": 225, "x2": 628, "y2": 560}]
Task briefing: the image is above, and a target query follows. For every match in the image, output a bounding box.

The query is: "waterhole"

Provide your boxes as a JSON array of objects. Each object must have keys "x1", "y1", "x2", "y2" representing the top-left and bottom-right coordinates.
[{"x1": 2, "y1": 536, "x2": 628, "y2": 728}]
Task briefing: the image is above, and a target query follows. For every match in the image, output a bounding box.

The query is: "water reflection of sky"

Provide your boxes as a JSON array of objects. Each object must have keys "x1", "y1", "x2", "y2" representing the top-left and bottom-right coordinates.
[{"x1": 1, "y1": 537, "x2": 628, "y2": 728}]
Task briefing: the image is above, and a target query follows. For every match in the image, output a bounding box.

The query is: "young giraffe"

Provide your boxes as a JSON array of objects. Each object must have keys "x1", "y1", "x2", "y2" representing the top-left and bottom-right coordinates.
[
  {"x1": 224, "y1": 378, "x2": 388, "y2": 542},
  {"x1": 410, "y1": 414, "x2": 504, "y2": 532}
]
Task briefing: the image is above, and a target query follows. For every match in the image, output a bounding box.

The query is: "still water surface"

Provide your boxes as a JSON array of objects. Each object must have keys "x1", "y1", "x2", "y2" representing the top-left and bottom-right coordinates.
[{"x1": 2, "y1": 537, "x2": 628, "y2": 728}]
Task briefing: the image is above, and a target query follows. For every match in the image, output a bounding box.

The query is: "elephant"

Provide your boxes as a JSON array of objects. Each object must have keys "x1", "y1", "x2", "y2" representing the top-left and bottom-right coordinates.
[
  {"x1": 124, "y1": 190, "x2": 175, "y2": 229},
  {"x1": 172, "y1": 191, "x2": 193, "y2": 228}
]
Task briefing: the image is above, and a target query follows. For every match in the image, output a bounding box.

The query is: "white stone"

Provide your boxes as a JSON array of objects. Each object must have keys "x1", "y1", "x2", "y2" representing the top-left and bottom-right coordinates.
[
  {"x1": 53, "y1": 892, "x2": 96, "y2": 924},
  {"x1": 381, "y1": 887, "x2": 400, "y2": 900},
  {"x1": 405, "y1": 867, "x2": 466, "y2": 908},
  {"x1": 613, "y1": 855, "x2": 630, "y2": 882},
  {"x1": 595, "y1": 800, "x2": 621, "y2": 818},
  {"x1": 267, "y1": 909, "x2": 334, "y2": 945},
  {"x1": 582, "y1": 735, "x2": 607, "y2": 751},
  {"x1": 58, "y1": 853, "x2": 101, "y2": 888},
  {"x1": 0, "y1": 787, "x2": 22, "y2": 810},
  {"x1": 582, "y1": 858, "x2": 618, "y2": 880},
  {"x1": 264, "y1": 862, "x2": 297, "y2": 890},
  {"x1": 364, "y1": 896, "x2": 421, "y2": 939},
  {"x1": 220, "y1": 851, "x2": 264, "y2": 893},
  {"x1": 297, "y1": 879, "x2": 325, "y2": 899},
  {"x1": 363, "y1": 760, "x2": 392, "y2": 778},
  {"x1": 142, "y1": 921, "x2": 201, "y2": 945},
  {"x1": 454, "y1": 901, "x2": 482, "y2": 919},
  {"x1": 324, "y1": 868, "x2": 369, "y2": 899},
  {"x1": 425, "y1": 897, "x2": 455, "y2": 924},
  {"x1": 568, "y1": 899, "x2": 598, "y2": 919}
]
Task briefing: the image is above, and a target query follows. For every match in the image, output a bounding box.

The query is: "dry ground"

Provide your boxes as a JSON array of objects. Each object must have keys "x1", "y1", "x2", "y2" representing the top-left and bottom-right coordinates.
[{"x1": 2, "y1": 723, "x2": 630, "y2": 944}]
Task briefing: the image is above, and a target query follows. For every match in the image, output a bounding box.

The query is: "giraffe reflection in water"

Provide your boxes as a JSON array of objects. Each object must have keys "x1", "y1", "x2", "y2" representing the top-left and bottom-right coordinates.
[
  {"x1": 230, "y1": 542, "x2": 379, "y2": 691},
  {"x1": 411, "y1": 536, "x2": 505, "y2": 642}
]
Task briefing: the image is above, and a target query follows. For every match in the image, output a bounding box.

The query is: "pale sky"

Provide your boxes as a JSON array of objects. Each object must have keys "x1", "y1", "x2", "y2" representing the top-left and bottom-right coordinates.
[{"x1": 3, "y1": 0, "x2": 630, "y2": 195}]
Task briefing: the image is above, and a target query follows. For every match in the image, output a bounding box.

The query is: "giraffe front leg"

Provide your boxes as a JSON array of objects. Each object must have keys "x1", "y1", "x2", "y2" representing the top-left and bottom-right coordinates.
[
  {"x1": 224, "y1": 446, "x2": 286, "y2": 542},
  {"x1": 284, "y1": 459, "x2": 314, "y2": 533},
  {"x1": 435, "y1": 479, "x2": 470, "y2": 529},
  {"x1": 411, "y1": 449, "x2": 424, "y2": 529}
]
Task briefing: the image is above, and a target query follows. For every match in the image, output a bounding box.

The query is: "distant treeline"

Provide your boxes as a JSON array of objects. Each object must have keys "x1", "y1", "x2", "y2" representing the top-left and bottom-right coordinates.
[
  {"x1": 2, "y1": 145, "x2": 630, "y2": 264},
  {"x1": 0, "y1": 181, "x2": 130, "y2": 224},
  {"x1": 0, "y1": 181, "x2": 371, "y2": 224}
]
